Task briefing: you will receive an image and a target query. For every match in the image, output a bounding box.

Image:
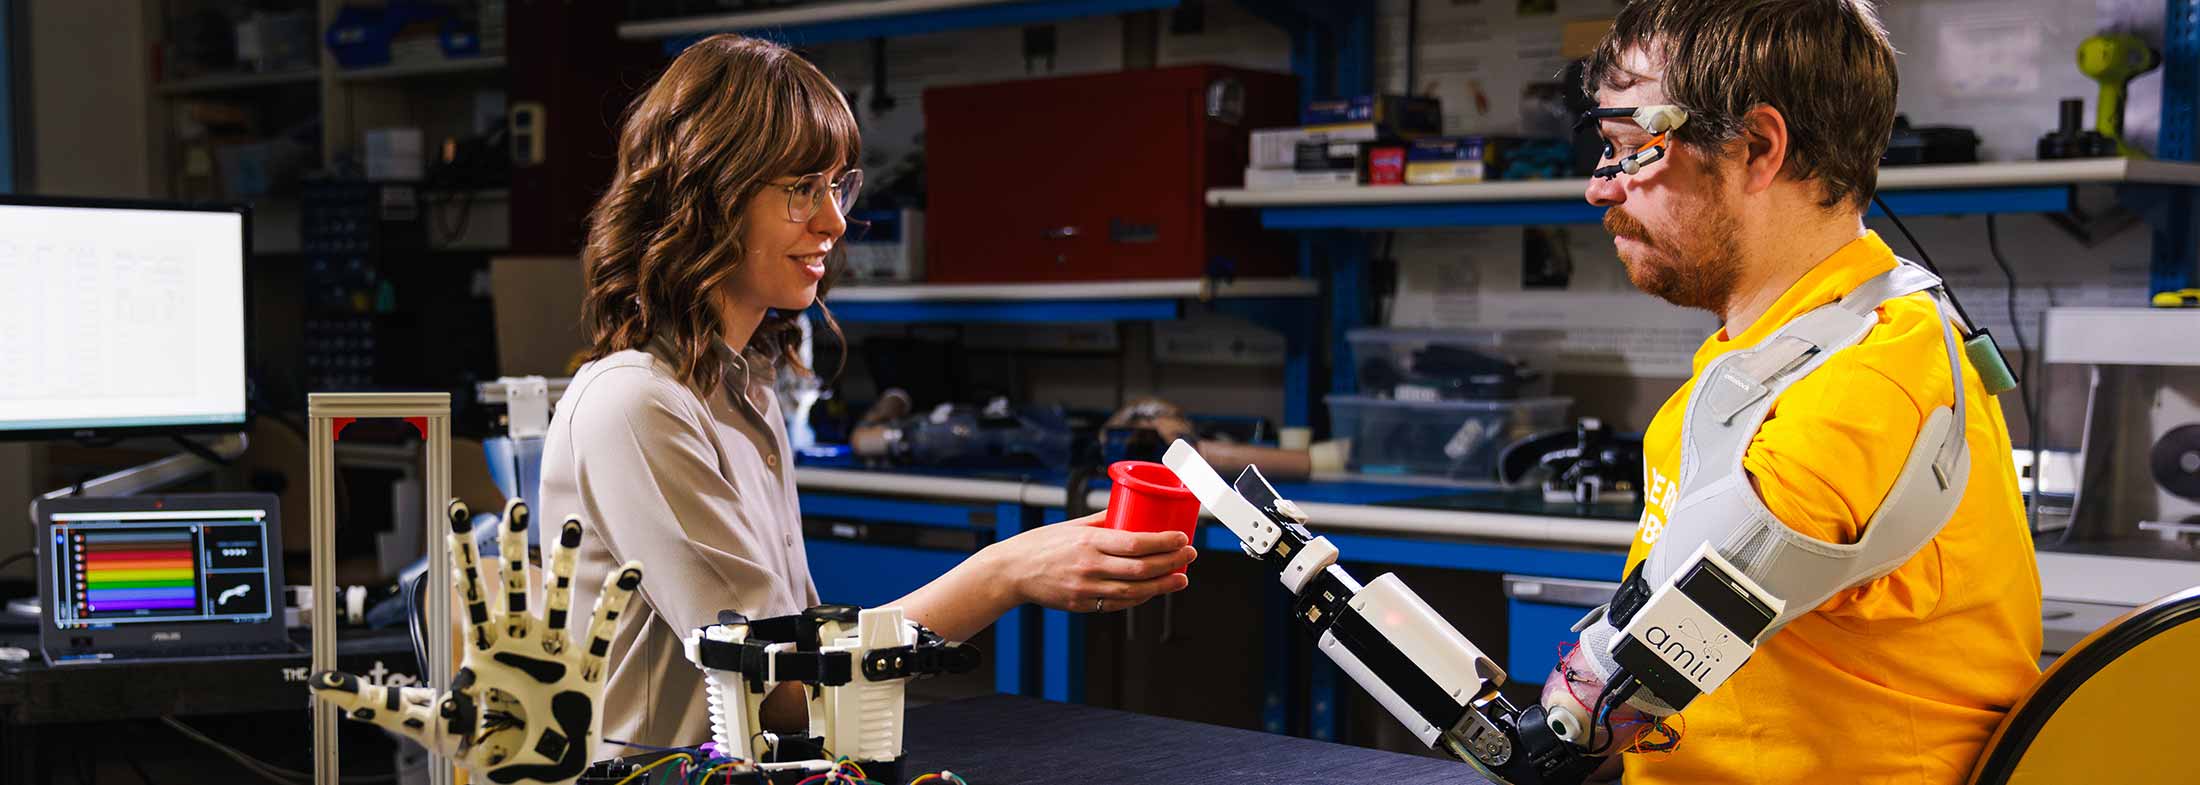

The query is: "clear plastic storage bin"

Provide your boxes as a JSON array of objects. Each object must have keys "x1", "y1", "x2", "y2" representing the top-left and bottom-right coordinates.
[
  {"x1": 1327, "y1": 394, "x2": 1573, "y2": 485},
  {"x1": 1347, "y1": 328, "x2": 1549, "y2": 401}
]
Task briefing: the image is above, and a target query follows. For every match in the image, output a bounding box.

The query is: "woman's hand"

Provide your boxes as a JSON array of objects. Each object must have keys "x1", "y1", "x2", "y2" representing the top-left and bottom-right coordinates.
[{"x1": 984, "y1": 512, "x2": 1197, "y2": 614}]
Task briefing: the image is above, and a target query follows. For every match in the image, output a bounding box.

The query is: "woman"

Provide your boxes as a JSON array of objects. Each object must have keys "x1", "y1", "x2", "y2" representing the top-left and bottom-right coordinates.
[{"x1": 543, "y1": 35, "x2": 1198, "y2": 758}]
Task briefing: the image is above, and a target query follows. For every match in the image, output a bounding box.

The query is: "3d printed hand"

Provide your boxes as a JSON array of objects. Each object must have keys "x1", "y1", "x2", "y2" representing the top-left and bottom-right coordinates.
[{"x1": 309, "y1": 499, "x2": 643, "y2": 785}]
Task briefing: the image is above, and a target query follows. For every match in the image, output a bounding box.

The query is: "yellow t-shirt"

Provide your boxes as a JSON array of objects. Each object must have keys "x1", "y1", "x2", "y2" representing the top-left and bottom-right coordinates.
[{"x1": 1623, "y1": 232, "x2": 2042, "y2": 785}]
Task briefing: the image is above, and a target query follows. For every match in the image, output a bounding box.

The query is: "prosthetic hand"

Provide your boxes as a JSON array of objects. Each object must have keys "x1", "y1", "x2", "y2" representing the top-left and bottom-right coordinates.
[
  {"x1": 309, "y1": 500, "x2": 644, "y2": 785},
  {"x1": 1164, "y1": 441, "x2": 1639, "y2": 785}
]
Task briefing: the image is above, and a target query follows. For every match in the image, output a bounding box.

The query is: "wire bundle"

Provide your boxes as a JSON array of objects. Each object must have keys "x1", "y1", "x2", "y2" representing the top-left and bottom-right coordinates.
[{"x1": 605, "y1": 751, "x2": 968, "y2": 785}]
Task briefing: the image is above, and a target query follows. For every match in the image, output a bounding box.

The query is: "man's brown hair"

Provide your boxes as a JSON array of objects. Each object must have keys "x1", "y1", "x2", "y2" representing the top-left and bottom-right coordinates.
[{"x1": 1582, "y1": 0, "x2": 1897, "y2": 211}]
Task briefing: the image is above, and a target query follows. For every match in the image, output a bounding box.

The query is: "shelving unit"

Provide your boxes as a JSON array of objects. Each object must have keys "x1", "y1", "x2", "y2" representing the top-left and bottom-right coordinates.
[
  {"x1": 155, "y1": 68, "x2": 322, "y2": 95},
  {"x1": 617, "y1": 0, "x2": 1180, "y2": 47},
  {"x1": 828, "y1": 277, "x2": 1317, "y2": 323},
  {"x1": 1207, "y1": 158, "x2": 2200, "y2": 228},
  {"x1": 334, "y1": 55, "x2": 506, "y2": 83}
]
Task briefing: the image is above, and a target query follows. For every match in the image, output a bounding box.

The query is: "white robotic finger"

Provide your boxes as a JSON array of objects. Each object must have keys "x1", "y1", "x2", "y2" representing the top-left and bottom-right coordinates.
[
  {"x1": 540, "y1": 517, "x2": 582, "y2": 656},
  {"x1": 447, "y1": 500, "x2": 500, "y2": 651},
  {"x1": 498, "y1": 500, "x2": 535, "y2": 642},
  {"x1": 581, "y1": 562, "x2": 643, "y2": 684}
]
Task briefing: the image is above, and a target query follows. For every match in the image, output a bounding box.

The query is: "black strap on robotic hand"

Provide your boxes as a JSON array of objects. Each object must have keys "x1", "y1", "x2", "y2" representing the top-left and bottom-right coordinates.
[{"x1": 693, "y1": 607, "x2": 981, "y2": 687}]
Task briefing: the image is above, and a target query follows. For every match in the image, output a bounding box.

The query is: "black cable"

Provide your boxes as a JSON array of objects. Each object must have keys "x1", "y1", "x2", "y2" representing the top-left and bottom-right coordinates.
[
  {"x1": 433, "y1": 188, "x2": 478, "y2": 247},
  {"x1": 161, "y1": 715, "x2": 398, "y2": 785},
  {"x1": 126, "y1": 750, "x2": 158, "y2": 785},
  {"x1": 1984, "y1": 215, "x2": 2046, "y2": 536},
  {"x1": 0, "y1": 550, "x2": 30, "y2": 573},
  {"x1": 1872, "y1": 194, "x2": 1986, "y2": 336},
  {"x1": 172, "y1": 435, "x2": 237, "y2": 467}
]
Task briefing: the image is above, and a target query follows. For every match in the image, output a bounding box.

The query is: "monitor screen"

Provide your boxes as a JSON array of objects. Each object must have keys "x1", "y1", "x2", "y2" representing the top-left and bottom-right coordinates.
[
  {"x1": 46, "y1": 507, "x2": 275, "y2": 629},
  {"x1": 0, "y1": 198, "x2": 248, "y2": 438}
]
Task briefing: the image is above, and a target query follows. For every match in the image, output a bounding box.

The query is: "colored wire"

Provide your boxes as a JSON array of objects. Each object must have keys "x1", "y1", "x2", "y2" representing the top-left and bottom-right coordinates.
[
  {"x1": 605, "y1": 738, "x2": 708, "y2": 753},
  {"x1": 696, "y1": 761, "x2": 749, "y2": 784},
  {"x1": 609, "y1": 753, "x2": 692, "y2": 785}
]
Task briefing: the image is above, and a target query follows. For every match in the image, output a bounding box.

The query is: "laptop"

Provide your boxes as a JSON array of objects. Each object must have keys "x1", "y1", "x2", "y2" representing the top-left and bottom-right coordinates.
[{"x1": 34, "y1": 493, "x2": 297, "y2": 666}]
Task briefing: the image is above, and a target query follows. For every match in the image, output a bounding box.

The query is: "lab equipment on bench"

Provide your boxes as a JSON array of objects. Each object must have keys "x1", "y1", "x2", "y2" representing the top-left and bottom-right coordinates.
[
  {"x1": 1325, "y1": 394, "x2": 1573, "y2": 486},
  {"x1": 850, "y1": 396, "x2": 1073, "y2": 471},
  {"x1": 2038, "y1": 97, "x2": 2119, "y2": 160},
  {"x1": 1496, "y1": 418, "x2": 1645, "y2": 505},
  {"x1": 2043, "y1": 307, "x2": 2200, "y2": 546}
]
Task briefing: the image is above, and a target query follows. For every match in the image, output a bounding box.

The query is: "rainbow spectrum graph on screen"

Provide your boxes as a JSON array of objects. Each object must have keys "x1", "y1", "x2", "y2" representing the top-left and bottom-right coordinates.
[
  {"x1": 78, "y1": 530, "x2": 198, "y2": 612},
  {"x1": 48, "y1": 509, "x2": 275, "y2": 628}
]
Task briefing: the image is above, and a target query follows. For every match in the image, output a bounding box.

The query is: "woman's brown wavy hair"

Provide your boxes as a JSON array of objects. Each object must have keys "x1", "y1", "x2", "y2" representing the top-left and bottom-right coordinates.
[{"x1": 581, "y1": 34, "x2": 855, "y2": 398}]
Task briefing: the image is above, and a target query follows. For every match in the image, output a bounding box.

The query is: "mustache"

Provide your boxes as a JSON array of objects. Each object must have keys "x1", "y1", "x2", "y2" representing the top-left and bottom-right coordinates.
[{"x1": 1603, "y1": 208, "x2": 1652, "y2": 243}]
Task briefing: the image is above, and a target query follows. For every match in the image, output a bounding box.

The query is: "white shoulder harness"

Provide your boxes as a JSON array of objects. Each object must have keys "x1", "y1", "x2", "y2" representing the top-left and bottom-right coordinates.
[{"x1": 1578, "y1": 259, "x2": 1976, "y2": 713}]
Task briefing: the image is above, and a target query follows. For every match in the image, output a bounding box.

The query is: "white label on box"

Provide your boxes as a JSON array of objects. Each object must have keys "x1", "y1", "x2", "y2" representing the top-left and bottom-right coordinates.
[{"x1": 1404, "y1": 161, "x2": 1484, "y2": 184}]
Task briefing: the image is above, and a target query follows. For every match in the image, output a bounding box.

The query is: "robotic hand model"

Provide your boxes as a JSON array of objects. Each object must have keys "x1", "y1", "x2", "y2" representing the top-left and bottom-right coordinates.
[
  {"x1": 683, "y1": 604, "x2": 981, "y2": 784},
  {"x1": 311, "y1": 500, "x2": 645, "y2": 785},
  {"x1": 1160, "y1": 258, "x2": 1984, "y2": 785}
]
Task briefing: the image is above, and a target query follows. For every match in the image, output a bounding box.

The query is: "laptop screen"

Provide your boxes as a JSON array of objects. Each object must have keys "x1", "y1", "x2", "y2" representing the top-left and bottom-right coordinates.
[{"x1": 47, "y1": 507, "x2": 276, "y2": 629}]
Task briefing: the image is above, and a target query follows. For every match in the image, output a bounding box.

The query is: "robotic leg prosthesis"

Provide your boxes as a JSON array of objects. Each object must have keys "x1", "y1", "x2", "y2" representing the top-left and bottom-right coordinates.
[{"x1": 1162, "y1": 440, "x2": 1778, "y2": 785}]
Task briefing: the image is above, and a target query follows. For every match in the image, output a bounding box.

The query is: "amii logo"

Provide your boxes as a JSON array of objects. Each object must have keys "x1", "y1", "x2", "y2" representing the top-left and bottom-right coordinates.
[{"x1": 1644, "y1": 618, "x2": 1729, "y2": 685}]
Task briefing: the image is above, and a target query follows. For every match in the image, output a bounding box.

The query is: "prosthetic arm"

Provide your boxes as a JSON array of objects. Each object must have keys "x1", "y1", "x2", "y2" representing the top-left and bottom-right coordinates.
[
  {"x1": 1165, "y1": 440, "x2": 1614, "y2": 784},
  {"x1": 1159, "y1": 262, "x2": 1981, "y2": 785}
]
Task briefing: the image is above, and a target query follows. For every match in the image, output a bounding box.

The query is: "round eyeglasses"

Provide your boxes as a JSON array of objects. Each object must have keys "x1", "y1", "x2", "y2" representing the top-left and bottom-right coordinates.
[{"x1": 774, "y1": 169, "x2": 863, "y2": 223}]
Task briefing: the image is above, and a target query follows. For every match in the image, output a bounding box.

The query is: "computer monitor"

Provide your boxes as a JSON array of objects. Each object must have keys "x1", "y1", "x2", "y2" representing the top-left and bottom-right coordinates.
[{"x1": 0, "y1": 195, "x2": 250, "y2": 440}]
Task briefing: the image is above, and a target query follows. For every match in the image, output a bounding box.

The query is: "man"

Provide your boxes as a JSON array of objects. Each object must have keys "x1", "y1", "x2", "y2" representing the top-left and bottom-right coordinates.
[{"x1": 1556, "y1": 1, "x2": 2044, "y2": 782}]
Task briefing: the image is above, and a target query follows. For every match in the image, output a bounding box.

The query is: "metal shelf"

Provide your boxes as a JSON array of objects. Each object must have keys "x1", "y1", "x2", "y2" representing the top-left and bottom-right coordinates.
[
  {"x1": 155, "y1": 69, "x2": 320, "y2": 96},
  {"x1": 2043, "y1": 307, "x2": 2200, "y2": 367},
  {"x1": 336, "y1": 55, "x2": 506, "y2": 82},
  {"x1": 826, "y1": 277, "x2": 1317, "y2": 323},
  {"x1": 1207, "y1": 159, "x2": 2200, "y2": 229},
  {"x1": 618, "y1": 0, "x2": 1178, "y2": 46}
]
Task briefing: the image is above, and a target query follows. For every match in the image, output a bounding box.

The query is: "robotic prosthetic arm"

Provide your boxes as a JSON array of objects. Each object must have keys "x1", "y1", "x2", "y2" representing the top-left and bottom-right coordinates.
[
  {"x1": 1163, "y1": 441, "x2": 1610, "y2": 784},
  {"x1": 1163, "y1": 441, "x2": 1797, "y2": 784}
]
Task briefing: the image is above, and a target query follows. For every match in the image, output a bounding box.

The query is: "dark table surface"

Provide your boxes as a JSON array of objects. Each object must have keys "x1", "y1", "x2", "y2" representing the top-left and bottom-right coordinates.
[
  {"x1": 902, "y1": 694, "x2": 1489, "y2": 785},
  {"x1": 0, "y1": 627, "x2": 417, "y2": 724}
]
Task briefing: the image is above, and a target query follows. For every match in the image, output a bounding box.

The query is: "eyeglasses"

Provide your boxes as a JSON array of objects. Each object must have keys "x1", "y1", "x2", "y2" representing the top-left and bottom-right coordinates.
[
  {"x1": 772, "y1": 169, "x2": 864, "y2": 223},
  {"x1": 1576, "y1": 105, "x2": 1689, "y2": 180}
]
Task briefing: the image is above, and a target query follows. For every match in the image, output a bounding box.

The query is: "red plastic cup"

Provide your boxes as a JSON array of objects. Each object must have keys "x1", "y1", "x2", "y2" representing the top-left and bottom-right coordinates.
[{"x1": 1101, "y1": 461, "x2": 1201, "y2": 574}]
